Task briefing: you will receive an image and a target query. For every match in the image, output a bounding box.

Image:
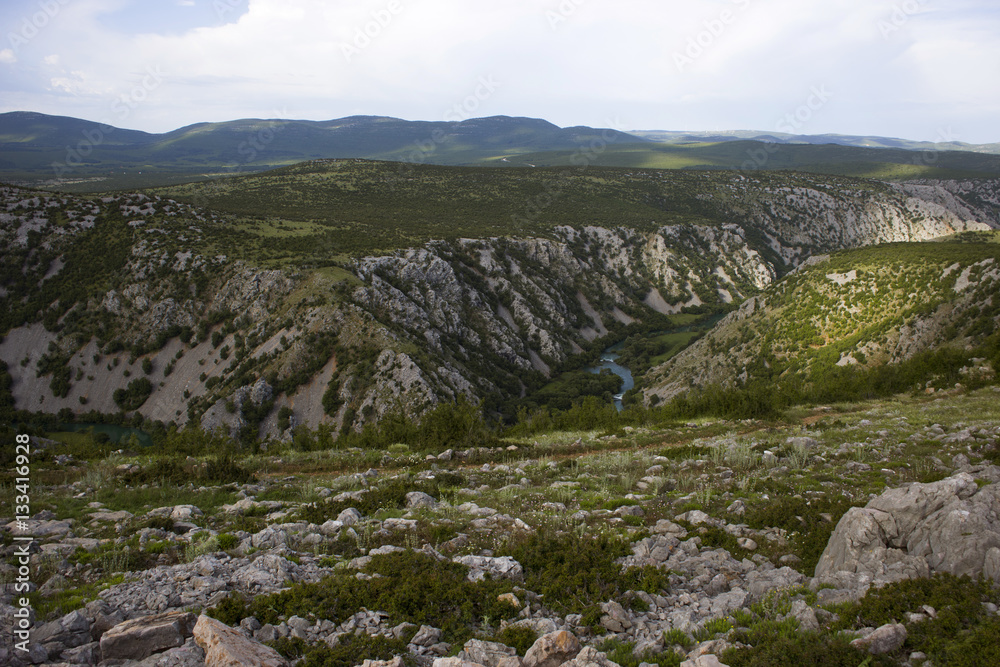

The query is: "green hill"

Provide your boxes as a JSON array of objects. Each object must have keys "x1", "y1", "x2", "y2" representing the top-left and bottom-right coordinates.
[
  {"x1": 645, "y1": 234, "x2": 1000, "y2": 412},
  {"x1": 3, "y1": 111, "x2": 1000, "y2": 191}
]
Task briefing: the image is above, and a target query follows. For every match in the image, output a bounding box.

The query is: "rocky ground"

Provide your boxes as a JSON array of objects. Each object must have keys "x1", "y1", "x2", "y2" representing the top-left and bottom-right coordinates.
[{"x1": 3, "y1": 387, "x2": 1000, "y2": 666}]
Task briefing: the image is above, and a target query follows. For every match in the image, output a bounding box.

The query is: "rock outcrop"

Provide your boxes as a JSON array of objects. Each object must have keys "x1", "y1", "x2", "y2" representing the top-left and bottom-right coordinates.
[{"x1": 816, "y1": 473, "x2": 1000, "y2": 593}]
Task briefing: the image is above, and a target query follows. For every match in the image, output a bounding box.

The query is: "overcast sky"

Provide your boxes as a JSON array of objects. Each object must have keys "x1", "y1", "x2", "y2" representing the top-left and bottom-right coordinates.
[{"x1": 1, "y1": 0, "x2": 998, "y2": 143}]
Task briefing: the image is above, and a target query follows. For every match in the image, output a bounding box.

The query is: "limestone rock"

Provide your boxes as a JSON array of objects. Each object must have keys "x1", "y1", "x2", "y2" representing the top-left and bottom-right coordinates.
[
  {"x1": 680, "y1": 656, "x2": 730, "y2": 667},
  {"x1": 193, "y1": 614, "x2": 289, "y2": 667},
  {"x1": 406, "y1": 491, "x2": 440, "y2": 509},
  {"x1": 459, "y1": 638, "x2": 519, "y2": 667},
  {"x1": 816, "y1": 474, "x2": 1000, "y2": 591},
  {"x1": 99, "y1": 610, "x2": 197, "y2": 661},
  {"x1": 561, "y1": 646, "x2": 622, "y2": 667},
  {"x1": 850, "y1": 623, "x2": 907, "y2": 655},
  {"x1": 523, "y1": 630, "x2": 581, "y2": 667},
  {"x1": 453, "y1": 555, "x2": 524, "y2": 582}
]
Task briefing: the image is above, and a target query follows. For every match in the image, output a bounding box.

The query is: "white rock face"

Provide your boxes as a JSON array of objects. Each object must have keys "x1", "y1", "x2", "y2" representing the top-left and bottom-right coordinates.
[{"x1": 816, "y1": 474, "x2": 1000, "y2": 593}]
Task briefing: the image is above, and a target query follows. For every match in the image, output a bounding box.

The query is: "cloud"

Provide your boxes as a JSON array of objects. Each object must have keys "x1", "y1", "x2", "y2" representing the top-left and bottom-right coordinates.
[
  {"x1": 0, "y1": 49, "x2": 17, "y2": 64},
  {"x1": 0, "y1": 0, "x2": 997, "y2": 142}
]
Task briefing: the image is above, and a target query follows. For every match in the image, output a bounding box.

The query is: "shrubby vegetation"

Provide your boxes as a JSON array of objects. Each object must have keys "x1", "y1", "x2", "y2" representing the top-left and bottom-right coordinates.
[{"x1": 210, "y1": 550, "x2": 518, "y2": 648}]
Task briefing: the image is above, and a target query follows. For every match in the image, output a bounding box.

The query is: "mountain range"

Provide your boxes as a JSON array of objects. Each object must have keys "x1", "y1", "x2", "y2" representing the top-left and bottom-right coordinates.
[{"x1": 3, "y1": 111, "x2": 1000, "y2": 191}]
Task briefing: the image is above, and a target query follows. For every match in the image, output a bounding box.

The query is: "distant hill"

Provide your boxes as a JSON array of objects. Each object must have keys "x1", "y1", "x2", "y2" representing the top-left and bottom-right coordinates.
[
  {"x1": 630, "y1": 129, "x2": 1000, "y2": 154},
  {"x1": 644, "y1": 235, "x2": 1000, "y2": 409},
  {"x1": 0, "y1": 111, "x2": 644, "y2": 190},
  {"x1": 1, "y1": 111, "x2": 999, "y2": 191}
]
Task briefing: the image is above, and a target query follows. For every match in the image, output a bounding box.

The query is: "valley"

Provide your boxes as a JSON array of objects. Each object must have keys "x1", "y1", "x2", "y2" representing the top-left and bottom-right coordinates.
[{"x1": 1, "y1": 153, "x2": 1000, "y2": 667}]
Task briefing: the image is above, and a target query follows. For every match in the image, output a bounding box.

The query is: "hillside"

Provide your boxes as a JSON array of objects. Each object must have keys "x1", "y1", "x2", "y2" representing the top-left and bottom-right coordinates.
[
  {"x1": 4, "y1": 111, "x2": 1000, "y2": 192},
  {"x1": 644, "y1": 237, "x2": 1000, "y2": 409},
  {"x1": 0, "y1": 112, "x2": 643, "y2": 191},
  {"x1": 631, "y1": 128, "x2": 1000, "y2": 154},
  {"x1": 1, "y1": 163, "x2": 997, "y2": 440}
]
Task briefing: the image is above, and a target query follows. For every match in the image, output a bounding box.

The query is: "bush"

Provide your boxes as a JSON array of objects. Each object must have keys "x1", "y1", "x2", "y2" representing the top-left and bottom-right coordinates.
[
  {"x1": 492, "y1": 625, "x2": 537, "y2": 656},
  {"x1": 113, "y1": 377, "x2": 153, "y2": 410},
  {"x1": 500, "y1": 529, "x2": 669, "y2": 622},
  {"x1": 209, "y1": 551, "x2": 517, "y2": 645}
]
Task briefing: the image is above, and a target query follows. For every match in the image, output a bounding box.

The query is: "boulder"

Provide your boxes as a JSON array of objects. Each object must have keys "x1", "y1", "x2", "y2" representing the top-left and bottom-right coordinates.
[
  {"x1": 561, "y1": 646, "x2": 622, "y2": 667},
  {"x1": 850, "y1": 623, "x2": 907, "y2": 655},
  {"x1": 411, "y1": 625, "x2": 443, "y2": 647},
  {"x1": 453, "y1": 555, "x2": 524, "y2": 582},
  {"x1": 680, "y1": 656, "x2": 730, "y2": 667},
  {"x1": 816, "y1": 474, "x2": 1000, "y2": 591},
  {"x1": 523, "y1": 630, "x2": 581, "y2": 667},
  {"x1": 406, "y1": 491, "x2": 439, "y2": 509},
  {"x1": 433, "y1": 659, "x2": 488, "y2": 667},
  {"x1": 459, "y1": 639, "x2": 519, "y2": 667},
  {"x1": 337, "y1": 507, "x2": 363, "y2": 525},
  {"x1": 193, "y1": 614, "x2": 289, "y2": 667},
  {"x1": 99, "y1": 610, "x2": 197, "y2": 661},
  {"x1": 600, "y1": 600, "x2": 633, "y2": 633}
]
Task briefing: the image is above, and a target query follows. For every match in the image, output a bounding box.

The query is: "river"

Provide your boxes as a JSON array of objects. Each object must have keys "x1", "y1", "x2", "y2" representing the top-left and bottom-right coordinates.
[{"x1": 584, "y1": 340, "x2": 634, "y2": 412}]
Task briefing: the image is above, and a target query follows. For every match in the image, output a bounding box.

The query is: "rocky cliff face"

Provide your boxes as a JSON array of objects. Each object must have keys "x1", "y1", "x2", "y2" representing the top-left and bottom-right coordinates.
[{"x1": 1, "y1": 175, "x2": 997, "y2": 437}]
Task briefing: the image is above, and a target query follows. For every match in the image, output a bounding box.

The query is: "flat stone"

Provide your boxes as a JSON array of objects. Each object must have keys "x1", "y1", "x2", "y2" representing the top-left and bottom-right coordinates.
[
  {"x1": 194, "y1": 614, "x2": 289, "y2": 667},
  {"x1": 100, "y1": 611, "x2": 197, "y2": 661}
]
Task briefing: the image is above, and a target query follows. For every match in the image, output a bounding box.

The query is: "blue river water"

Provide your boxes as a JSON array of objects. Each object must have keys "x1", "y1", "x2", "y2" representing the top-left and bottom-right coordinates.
[{"x1": 584, "y1": 340, "x2": 634, "y2": 412}]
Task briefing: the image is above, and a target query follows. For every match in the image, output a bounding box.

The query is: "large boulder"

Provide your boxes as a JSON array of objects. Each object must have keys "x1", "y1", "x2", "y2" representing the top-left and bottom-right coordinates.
[
  {"x1": 459, "y1": 639, "x2": 520, "y2": 667},
  {"x1": 99, "y1": 611, "x2": 197, "y2": 661},
  {"x1": 816, "y1": 474, "x2": 1000, "y2": 591},
  {"x1": 193, "y1": 614, "x2": 289, "y2": 667},
  {"x1": 523, "y1": 630, "x2": 580, "y2": 667}
]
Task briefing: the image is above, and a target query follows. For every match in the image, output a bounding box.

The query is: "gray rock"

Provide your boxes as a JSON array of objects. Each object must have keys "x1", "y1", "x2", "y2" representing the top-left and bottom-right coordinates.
[
  {"x1": 523, "y1": 630, "x2": 581, "y2": 667},
  {"x1": 406, "y1": 491, "x2": 440, "y2": 509},
  {"x1": 412, "y1": 625, "x2": 443, "y2": 647},
  {"x1": 453, "y1": 555, "x2": 524, "y2": 582},
  {"x1": 561, "y1": 646, "x2": 621, "y2": 667},
  {"x1": 134, "y1": 637, "x2": 206, "y2": 666},
  {"x1": 850, "y1": 622, "x2": 907, "y2": 654},
  {"x1": 459, "y1": 638, "x2": 518, "y2": 667},
  {"x1": 337, "y1": 507, "x2": 363, "y2": 526},
  {"x1": 680, "y1": 656, "x2": 730, "y2": 667},
  {"x1": 817, "y1": 474, "x2": 1000, "y2": 591},
  {"x1": 600, "y1": 600, "x2": 633, "y2": 633},
  {"x1": 194, "y1": 614, "x2": 289, "y2": 667},
  {"x1": 788, "y1": 600, "x2": 819, "y2": 631},
  {"x1": 99, "y1": 610, "x2": 197, "y2": 661},
  {"x1": 60, "y1": 641, "x2": 101, "y2": 664}
]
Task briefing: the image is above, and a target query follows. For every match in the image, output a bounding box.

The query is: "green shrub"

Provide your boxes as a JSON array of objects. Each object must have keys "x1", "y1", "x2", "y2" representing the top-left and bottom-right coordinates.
[
  {"x1": 744, "y1": 495, "x2": 861, "y2": 575},
  {"x1": 217, "y1": 533, "x2": 239, "y2": 551},
  {"x1": 492, "y1": 625, "x2": 537, "y2": 655},
  {"x1": 500, "y1": 529, "x2": 668, "y2": 620},
  {"x1": 210, "y1": 551, "x2": 517, "y2": 645},
  {"x1": 721, "y1": 632, "x2": 890, "y2": 667},
  {"x1": 113, "y1": 377, "x2": 153, "y2": 410}
]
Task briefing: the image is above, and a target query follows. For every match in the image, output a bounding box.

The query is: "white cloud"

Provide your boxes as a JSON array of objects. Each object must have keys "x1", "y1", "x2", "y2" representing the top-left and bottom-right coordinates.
[
  {"x1": 0, "y1": 49, "x2": 17, "y2": 64},
  {"x1": 1, "y1": 0, "x2": 997, "y2": 142}
]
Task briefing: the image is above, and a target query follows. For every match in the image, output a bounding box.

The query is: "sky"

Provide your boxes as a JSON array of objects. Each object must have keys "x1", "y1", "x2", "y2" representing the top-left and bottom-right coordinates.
[{"x1": 1, "y1": 0, "x2": 998, "y2": 143}]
